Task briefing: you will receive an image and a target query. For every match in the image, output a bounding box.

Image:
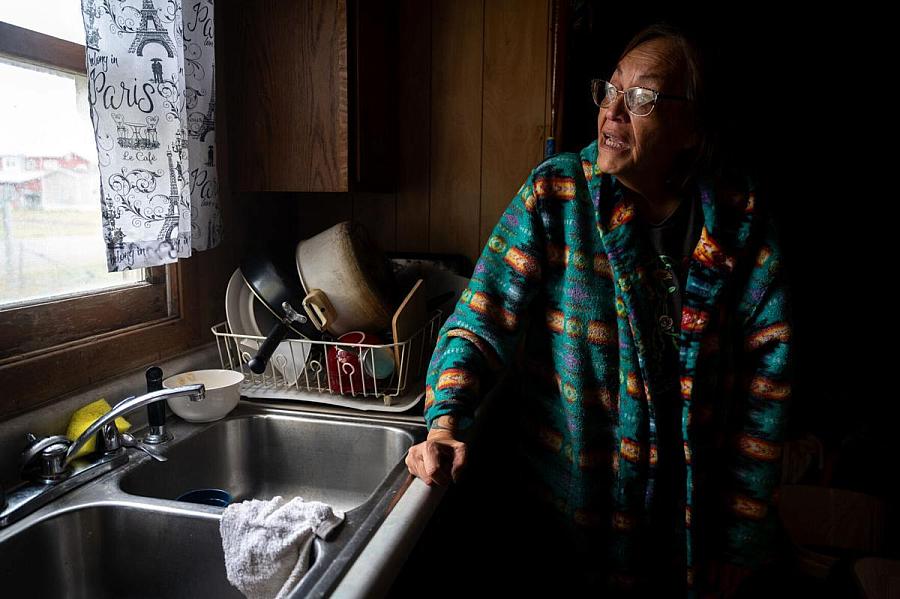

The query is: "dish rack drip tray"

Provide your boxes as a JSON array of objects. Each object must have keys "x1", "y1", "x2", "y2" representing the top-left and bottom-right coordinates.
[{"x1": 210, "y1": 309, "x2": 442, "y2": 413}]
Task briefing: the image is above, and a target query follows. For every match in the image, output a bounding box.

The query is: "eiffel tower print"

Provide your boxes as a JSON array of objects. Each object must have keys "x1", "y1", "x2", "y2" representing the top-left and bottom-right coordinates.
[
  {"x1": 128, "y1": 0, "x2": 175, "y2": 58},
  {"x1": 158, "y1": 150, "x2": 181, "y2": 240},
  {"x1": 196, "y1": 73, "x2": 216, "y2": 141}
]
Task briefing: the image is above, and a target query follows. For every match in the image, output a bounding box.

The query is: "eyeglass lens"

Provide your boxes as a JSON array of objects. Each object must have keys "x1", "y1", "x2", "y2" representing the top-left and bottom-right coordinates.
[{"x1": 592, "y1": 80, "x2": 656, "y2": 116}]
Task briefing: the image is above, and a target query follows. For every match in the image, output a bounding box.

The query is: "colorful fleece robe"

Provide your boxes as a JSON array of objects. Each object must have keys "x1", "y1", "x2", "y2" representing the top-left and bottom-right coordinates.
[{"x1": 423, "y1": 138, "x2": 795, "y2": 597}]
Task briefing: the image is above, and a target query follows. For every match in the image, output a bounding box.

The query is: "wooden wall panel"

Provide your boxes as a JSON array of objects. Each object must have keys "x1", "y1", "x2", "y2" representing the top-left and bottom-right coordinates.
[
  {"x1": 215, "y1": 6, "x2": 244, "y2": 281},
  {"x1": 481, "y1": 0, "x2": 550, "y2": 245},
  {"x1": 395, "y1": 0, "x2": 432, "y2": 251},
  {"x1": 296, "y1": 194, "x2": 353, "y2": 242},
  {"x1": 352, "y1": 193, "x2": 397, "y2": 252},
  {"x1": 275, "y1": 2, "x2": 550, "y2": 265},
  {"x1": 428, "y1": 0, "x2": 485, "y2": 263}
]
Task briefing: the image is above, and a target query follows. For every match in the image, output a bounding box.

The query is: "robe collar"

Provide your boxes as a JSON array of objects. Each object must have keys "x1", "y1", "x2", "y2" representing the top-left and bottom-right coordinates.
[
  {"x1": 579, "y1": 138, "x2": 748, "y2": 261},
  {"x1": 578, "y1": 139, "x2": 755, "y2": 403}
]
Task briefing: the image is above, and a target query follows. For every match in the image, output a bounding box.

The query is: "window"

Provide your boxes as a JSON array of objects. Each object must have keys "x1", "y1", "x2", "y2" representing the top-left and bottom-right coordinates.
[
  {"x1": 0, "y1": 53, "x2": 148, "y2": 311},
  {"x1": 0, "y1": 5, "x2": 212, "y2": 419}
]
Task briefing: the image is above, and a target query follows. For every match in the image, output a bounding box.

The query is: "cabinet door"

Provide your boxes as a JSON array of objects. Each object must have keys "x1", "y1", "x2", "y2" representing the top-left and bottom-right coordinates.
[{"x1": 223, "y1": 0, "x2": 349, "y2": 192}]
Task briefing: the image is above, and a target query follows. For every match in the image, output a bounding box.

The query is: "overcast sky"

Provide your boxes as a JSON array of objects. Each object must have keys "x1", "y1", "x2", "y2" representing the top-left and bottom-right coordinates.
[{"x1": 0, "y1": 1, "x2": 97, "y2": 159}]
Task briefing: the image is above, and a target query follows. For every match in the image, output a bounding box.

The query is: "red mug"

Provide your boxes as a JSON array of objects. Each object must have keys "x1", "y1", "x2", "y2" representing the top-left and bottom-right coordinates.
[{"x1": 326, "y1": 331, "x2": 392, "y2": 394}]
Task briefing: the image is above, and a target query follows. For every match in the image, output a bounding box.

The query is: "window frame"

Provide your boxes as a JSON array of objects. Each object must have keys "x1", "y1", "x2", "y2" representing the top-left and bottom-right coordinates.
[
  {"x1": 0, "y1": 264, "x2": 175, "y2": 361},
  {"x1": 0, "y1": 21, "x2": 213, "y2": 421}
]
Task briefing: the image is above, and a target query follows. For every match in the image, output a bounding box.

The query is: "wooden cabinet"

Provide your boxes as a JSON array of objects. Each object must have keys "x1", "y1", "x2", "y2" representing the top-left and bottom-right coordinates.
[{"x1": 222, "y1": 0, "x2": 396, "y2": 193}]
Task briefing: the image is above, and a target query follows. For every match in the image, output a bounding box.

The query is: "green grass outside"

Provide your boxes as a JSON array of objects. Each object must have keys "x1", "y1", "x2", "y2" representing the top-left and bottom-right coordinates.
[
  {"x1": 0, "y1": 208, "x2": 100, "y2": 238},
  {"x1": 0, "y1": 208, "x2": 140, "y2": 306}
]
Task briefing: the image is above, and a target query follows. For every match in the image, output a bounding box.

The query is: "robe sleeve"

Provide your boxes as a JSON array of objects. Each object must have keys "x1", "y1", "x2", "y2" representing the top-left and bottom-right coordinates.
[
  {"x1": 423, "y1": 168, "x2": 546, "y2": 435},
  {"x1": 718, "y1": 209, "x2": 796, "y2": 569}
]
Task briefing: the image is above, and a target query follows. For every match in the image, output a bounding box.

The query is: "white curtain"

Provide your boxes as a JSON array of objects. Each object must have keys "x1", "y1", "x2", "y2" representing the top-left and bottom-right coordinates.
[{"x1": 80, "y1": 0, "x2": 220, "y2": 272}]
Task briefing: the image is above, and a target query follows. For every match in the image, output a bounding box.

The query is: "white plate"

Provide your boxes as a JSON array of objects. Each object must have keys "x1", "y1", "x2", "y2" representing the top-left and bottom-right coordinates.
[
  {"x1": 225, "y1": 268, "x2": 253, "y2": 338},
  {"x1": 225, "y1": 268, "x2": 263, "y2": 364},
  {"x1": 237, "y1": 281, "x2": 257, "y2": 339}
]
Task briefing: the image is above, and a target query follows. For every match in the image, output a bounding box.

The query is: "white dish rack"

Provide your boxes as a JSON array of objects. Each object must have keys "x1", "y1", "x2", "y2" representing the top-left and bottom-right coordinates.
[{"x1": 210, "y1": 309, "x2": 443, "y2": 412}]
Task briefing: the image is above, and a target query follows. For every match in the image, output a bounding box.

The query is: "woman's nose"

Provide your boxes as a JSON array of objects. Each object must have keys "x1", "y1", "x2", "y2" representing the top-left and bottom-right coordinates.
[{"x1": 605, "y1": 92, "x2": 630, "y2": 122}]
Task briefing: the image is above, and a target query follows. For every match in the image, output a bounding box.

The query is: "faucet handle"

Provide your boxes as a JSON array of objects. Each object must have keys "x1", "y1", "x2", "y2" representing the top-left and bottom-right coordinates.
[
  {"x1": 120, "y1": 432, "x2": 168, "y2": 462},
  {"x1": 98, "y1": 422, "x2": 122, "y2": 453},
  {"x1": 20, "y1": 434, "x2": 72, "y2": 481}
]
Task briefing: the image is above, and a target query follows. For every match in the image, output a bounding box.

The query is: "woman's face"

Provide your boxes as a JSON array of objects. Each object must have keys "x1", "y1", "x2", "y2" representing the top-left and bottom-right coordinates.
[{"x1": 596, "y1": 37, "x2": 699, "y2": 192}]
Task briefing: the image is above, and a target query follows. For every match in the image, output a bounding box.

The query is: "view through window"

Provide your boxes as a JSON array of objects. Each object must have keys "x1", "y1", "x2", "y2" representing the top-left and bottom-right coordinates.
[{"x1": 0, "y1": 2, "x2": 144, "y2": 309}]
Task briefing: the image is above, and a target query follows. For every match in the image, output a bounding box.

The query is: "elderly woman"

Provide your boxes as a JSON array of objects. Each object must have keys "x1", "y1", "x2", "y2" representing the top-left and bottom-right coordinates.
[{"x1": 406, "y1": 22, "x2": 793, "y2": 599}]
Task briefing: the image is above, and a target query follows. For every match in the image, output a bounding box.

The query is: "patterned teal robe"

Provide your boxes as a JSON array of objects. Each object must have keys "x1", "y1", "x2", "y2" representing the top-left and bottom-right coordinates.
[{"x1": 423, "y1": 138, "x2": 794, "y2": 597}]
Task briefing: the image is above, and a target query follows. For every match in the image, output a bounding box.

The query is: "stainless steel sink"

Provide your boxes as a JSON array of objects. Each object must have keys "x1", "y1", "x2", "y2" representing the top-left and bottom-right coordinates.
[
  {"x1": 0, "y1": 402, "x2": 425, "y2": 598},
  {"x1": 0, "y1": 504, "x2": 240, "y2": 598},
  {"x1": 119, "y1": 413, "x2": 412, "y2": 512}
]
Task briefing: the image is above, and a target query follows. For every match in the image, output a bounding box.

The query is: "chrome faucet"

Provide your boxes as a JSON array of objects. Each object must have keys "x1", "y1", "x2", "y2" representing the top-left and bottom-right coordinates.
[
  {"x1": 63, "y1": 386, "x2": 204, "y2": 469},
  {"x1": 0, "y1": 384, "x2": 204, "y2": 528}
]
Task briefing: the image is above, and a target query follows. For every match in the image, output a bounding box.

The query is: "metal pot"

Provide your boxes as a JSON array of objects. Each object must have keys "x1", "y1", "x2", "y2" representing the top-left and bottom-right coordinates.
[{"x1": 294, "y1": 221, "x2": 396, "y2": 337}]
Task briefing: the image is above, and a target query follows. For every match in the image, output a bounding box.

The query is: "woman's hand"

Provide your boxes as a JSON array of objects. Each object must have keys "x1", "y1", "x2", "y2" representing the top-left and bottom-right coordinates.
[
  {"x1": 700, "y1": 558, "x2": 754, "y2": 599},
  {"x1": 406, "y1": 415, "x2": 468, "y2": 486}
]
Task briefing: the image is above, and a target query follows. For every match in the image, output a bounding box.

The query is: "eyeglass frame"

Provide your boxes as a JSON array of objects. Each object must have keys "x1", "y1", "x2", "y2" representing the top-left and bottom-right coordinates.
[{"x1": 591, "y1": 78, "x2": 691, "y2": 117}]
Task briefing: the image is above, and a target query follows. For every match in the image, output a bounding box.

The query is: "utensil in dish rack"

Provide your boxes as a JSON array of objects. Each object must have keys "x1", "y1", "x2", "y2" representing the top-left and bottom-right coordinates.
[{"x1": 391, "y1": 278, "x2": 427, "y2": 371}]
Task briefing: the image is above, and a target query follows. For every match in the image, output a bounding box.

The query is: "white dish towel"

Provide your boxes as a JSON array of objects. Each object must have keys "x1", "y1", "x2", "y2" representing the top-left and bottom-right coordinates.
[{"x1": 220, "y1": 495, "x2": 346, "y2": 599}]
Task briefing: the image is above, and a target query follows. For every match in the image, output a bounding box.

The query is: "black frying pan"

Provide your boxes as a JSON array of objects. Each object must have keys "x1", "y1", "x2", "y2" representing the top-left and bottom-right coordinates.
[{"x1": 240, "y1": 251, "x2": 327, "y2": 374}]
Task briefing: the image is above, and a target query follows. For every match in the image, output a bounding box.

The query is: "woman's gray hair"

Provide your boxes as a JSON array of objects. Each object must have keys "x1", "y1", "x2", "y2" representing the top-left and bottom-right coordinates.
[{"x1": 617, "y1": 21, "x2": 721, "y2": 192}]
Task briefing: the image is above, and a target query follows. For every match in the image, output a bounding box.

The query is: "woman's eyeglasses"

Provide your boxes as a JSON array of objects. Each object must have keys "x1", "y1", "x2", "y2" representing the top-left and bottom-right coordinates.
[{"x1": 591, "y1": 78, "x2": 690, "y2": 117}]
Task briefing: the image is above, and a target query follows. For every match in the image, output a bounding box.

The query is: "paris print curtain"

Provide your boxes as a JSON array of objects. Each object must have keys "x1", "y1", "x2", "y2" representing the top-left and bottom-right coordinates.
[{"x1": 80, "y1": 0, "x2": 220, "y2": 272}]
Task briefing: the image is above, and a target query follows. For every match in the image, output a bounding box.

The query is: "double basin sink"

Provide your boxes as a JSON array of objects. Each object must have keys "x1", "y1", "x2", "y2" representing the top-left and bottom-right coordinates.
[{"x1": 0, "y1": 402, "x2": 426, "y2": 597}]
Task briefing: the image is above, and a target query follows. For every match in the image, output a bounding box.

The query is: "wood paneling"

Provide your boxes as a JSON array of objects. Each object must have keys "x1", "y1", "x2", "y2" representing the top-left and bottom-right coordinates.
[
  {"x1": 225, "y1": 0, "x2": 348, "y2": 192},
  {"x1": 296, "y1": 193, "x2": 353, "y2": 242},
  {"x1": 394, "y1": 0, "x2": 551, "y2": 264},
  {"x1": 352, "y1": 192, "x2": 397, "y2": 253},
  {"x1": 481, "y1": 0, "x2": 550, "y2": 245},
  {"x1": 394, "y1": 0, "x2": 432, "y2": 251},
  {"x1": 244, "y1": 1, "x2": 552, "y2": 269},
  {"x1": 428, "y1": 0, "x2": 485, "y2": 262}
]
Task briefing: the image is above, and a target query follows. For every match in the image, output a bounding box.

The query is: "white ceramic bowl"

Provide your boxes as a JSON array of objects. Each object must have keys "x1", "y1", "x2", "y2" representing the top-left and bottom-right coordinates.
[{"x1": 162, "y1": 369, "x2": 244, "y2": 423}]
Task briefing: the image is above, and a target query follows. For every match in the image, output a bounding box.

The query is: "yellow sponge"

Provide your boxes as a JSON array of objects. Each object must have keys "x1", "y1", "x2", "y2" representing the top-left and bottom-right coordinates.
[{"x1": 66, "y1": 398, "x2": 131, "y2": 458}]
